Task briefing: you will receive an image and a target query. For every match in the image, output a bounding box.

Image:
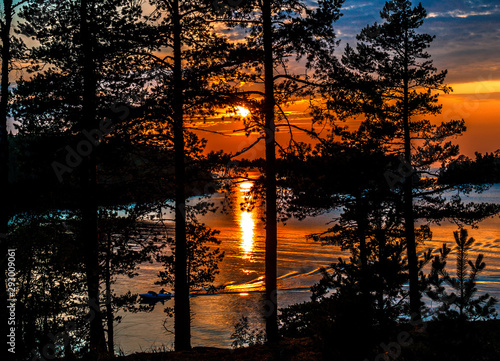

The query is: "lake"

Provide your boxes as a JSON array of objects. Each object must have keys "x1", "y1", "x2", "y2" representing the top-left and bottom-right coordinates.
[{"x1": 113, "y1": 182, "x2": 500, "y2": 355}]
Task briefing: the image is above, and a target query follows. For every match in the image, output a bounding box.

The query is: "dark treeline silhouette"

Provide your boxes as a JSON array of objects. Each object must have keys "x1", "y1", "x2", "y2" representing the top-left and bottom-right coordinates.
[
  {"x1": 439, "y1": 151, "x2": 500, "y2": 185},
  {"x1": 1, "y1": 0, "x2": 499, "y2": 359},
  {"x1": 275, "y1": 1, "x2": 499, "y2": 359}
]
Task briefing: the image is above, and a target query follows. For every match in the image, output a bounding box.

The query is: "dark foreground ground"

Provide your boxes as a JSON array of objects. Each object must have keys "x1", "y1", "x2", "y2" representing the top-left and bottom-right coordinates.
[
  {"x1": 115, "y1": 320, "x2": 500, "y2": 361},
  {"x1": 116, "y1": 338, "x2": 318, "y2": 361}
]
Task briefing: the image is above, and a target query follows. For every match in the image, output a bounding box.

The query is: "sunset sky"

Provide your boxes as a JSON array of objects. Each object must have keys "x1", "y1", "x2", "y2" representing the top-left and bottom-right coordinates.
[
  {"x1": 338, "y1": 0, "x2": 500, "y2": 156},
  {"x1": 9, "y1": 1, "x2": 499, "y2": 158},
  {"x1": 201, "y1": 0, "x2": 500, "y2": 158}
]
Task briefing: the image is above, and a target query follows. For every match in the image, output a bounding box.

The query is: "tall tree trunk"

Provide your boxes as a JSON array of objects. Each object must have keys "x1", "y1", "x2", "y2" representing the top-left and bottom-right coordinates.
[
  {"x1": 0, "y1": 1, "x2": 12, "y2": 359},
  {"x1": 22, "y1": 251, "x2": 36, "y2": 358},
  {"x1": 105, "y1": 234, "x2": 114, "y2": 356},
  {"x1": 402, "y1": 26, "x2": 420, "y2": 319},
  {"x1": 262, "y1": 0, "x2": 278, "y2": 343},
  {"x1": 172, "y1": 0, "x2": 190, "y2": 351},
  {"x1": 375, "y1": 228, "x2": 386, "y2": 321},
  {"x1": 355, "y1": 194, "x2": 368, "y2": 296},
  {"x1": 80, "y1": 0, "x2": 107, "y2": 356}
]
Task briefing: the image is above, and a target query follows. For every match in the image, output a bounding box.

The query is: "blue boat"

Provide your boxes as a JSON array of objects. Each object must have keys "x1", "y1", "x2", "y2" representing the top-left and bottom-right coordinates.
[{"x1": 139, "y1": 290, "x2": 172, "y2": 301}]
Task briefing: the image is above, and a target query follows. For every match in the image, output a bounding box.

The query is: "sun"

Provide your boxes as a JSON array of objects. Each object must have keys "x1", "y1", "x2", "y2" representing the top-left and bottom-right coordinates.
[
  {"x1": 236, "y1": 106, "x2": 250, "y2": 117},
  {"x1": 239, "y1": 181, "x2": 253, "y2": 191}
]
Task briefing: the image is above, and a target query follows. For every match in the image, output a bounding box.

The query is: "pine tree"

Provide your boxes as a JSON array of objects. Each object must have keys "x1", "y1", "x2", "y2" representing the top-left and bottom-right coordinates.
[
  {"x1": 16, "y1": 0, "x2": 149, "y2": 356},
  {"x1": 284, "y1": 139, "x2": 412, "y2": 324},
  {"x1": 156, "y1": 220, "x2": 224, "y2": 296},
  {"x1": 222, "y1": 0, "x2": 344, "y2": 342},
  {"x1": 337, "y1": 0, "x2": 465, "y2": 318},
  {"x1": 98, "y1": 209, "x2": 166, "y2": 356},
  {"x1": 427, "y1": 229, "x2": 497, "y2": 321},
  {"x1": 143, "y1": 0, "x2": 242, "y2": 350},
  {"x1": 10, "y1": 212, "x2": 90, "y2": 359}
]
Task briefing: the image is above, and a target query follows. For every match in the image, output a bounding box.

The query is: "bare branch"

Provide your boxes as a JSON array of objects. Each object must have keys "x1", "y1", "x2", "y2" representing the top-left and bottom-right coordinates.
[{"x1": 229, "y1": 136, "x2": 265, "y2": 159}]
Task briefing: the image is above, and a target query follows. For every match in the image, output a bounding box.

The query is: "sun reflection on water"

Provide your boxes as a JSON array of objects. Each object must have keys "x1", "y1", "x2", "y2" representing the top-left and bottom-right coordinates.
[{"x1": 238, "y1": 181, "x2": 255, "y2": 260}]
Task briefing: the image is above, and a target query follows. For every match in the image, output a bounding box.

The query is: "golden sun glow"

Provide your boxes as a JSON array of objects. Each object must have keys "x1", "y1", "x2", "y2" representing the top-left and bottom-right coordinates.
[
  {"x1": 238, "y1": 180, "x2": 255, "y2": 260},
  {"x1": 239, "y1": 181, "x2": 253, "y2": 191},
  {"x1": 236, "y1": 106, "x2": 250, "y2": 117},
  {"x1": 240, "y1": 211, "x2": 255, "y2": 259}
]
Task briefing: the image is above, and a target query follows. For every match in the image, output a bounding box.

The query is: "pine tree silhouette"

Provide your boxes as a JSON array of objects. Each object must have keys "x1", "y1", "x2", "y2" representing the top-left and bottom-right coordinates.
[{"x1": 427, "y1": 228, "x2": 497, "y2": 321}]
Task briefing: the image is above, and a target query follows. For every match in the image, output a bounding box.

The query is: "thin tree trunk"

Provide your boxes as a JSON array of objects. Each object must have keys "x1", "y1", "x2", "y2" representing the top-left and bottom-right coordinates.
[
  {"x1": 404, "y1": 174, "x2": 419, "y2": 317},
  {"x1": 457, "y1": 237, "x2": 465, "y2": 317},
  {"x1": 355, "y1": 194, "x2": 368, "y2": 295},
  {"x1": 25, "y1": 277, "x2": 35, "y2": 358},
  {"x1": 105, "y1": 233, "x2": 114, "y2": 356},
  {"x1": 172, "y1": 0, "x2": 190, "y2": 351},
  {"x1": 402, "y1": 26, "x2": 420, "y2": 319},
  {"x1": 80, "y1": 0, "x2": 107, "y2": 356},
  {"x1": 0, "y1": 2, "x2": 12, "y2": 360},
  {"x1": 376, "y1": 228, "x2": 386, "y2": 320},
  {"x1": 262, "y1": 0, "x2": 278, "y2": 343}
]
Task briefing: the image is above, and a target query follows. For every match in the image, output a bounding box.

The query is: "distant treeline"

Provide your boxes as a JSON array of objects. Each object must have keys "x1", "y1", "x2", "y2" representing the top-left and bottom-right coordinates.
[
  {"x1": 241, "y1": 152, "x2": 500, "y2": 187},
  {"x1": 8, "y1": 134, "x2": 220, "y2": 213},
  {"x1": 439, "y1": 151, "x2": 500, "y2": 185}
]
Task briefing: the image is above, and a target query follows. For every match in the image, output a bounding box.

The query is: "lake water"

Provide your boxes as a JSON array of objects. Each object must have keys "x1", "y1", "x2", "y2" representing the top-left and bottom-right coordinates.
[{"x1": 113, "y1": 182, "x2": 500, "y2": 355}]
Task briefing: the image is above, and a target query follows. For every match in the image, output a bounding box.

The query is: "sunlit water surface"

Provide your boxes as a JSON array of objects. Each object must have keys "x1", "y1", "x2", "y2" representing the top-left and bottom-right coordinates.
[{"x1": 113, "y1": 182, "x2": 500, "y2": 354}]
